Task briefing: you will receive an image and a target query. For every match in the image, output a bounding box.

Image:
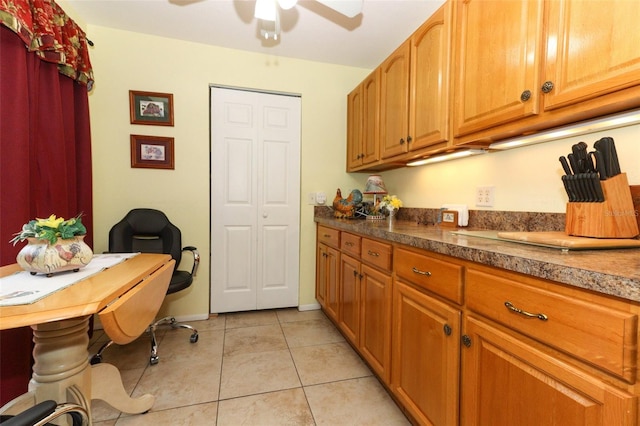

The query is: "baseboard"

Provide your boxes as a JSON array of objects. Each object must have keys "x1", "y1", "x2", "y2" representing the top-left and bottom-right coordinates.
[{"x1": 298, "y1": 303, "x2": 321, "y2": 311}]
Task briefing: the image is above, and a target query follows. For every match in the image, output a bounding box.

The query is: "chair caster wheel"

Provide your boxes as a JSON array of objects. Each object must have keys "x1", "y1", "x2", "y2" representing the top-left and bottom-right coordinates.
[
  {"x1": 150, "y1": 355, "x2": 159, "y2": 365},
  {"x1": 90, "y1": 354, "x2": 102, "y2": 365},
  {"x1": 190, "y1": 333, "x2": 198, "y2": 343}
]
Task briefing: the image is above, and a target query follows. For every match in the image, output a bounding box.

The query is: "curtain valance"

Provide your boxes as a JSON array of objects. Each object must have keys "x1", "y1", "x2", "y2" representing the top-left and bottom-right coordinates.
[{"x1": 0, "y1": 0, "x2": 94, "y2": 88}]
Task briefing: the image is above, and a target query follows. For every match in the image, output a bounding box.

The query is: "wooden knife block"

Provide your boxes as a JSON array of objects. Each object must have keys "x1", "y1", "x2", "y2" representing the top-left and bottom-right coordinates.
[{"x1": 565, "y1": 173, "x2": 639, "y2": 238}]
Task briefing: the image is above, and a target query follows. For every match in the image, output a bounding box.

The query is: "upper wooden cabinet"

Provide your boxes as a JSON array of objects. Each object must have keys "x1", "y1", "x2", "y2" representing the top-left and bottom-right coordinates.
[
  {"x1": 380, "y1": 40, "x2": 411, "y2": 159},
  {"x1": 543, "y1": 0, "x2": 640, "y2": 111},
  {"x1": 408, "y1": 0, "x2": 452, "y2": 153},
  {"x1": 453, "y1": 0, "x2": 640, "y2": 145},
  {"x1": 347, "y1": 69, "x2": 380, "y2": 171},
  {"x1": 380, "y1": 1, "x2": 453, "y2": 160},
  {"x1": 453, "y1": 0, "x2": 543, "y2": 138},
  {"x1": 347, "y1": 1, "x2": 453, "y2": 171}
]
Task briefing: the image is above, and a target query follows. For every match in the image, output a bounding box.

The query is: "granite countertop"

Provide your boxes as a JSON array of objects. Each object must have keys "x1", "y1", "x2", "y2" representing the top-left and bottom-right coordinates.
[{"x1": 315, "y1": 217, "x2": 640, "y2": 304}]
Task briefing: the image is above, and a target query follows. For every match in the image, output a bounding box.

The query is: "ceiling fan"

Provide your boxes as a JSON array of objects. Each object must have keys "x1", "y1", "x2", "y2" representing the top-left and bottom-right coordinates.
[{"x1": 255, "y1": 0, "x2": 363, "y2": 40}]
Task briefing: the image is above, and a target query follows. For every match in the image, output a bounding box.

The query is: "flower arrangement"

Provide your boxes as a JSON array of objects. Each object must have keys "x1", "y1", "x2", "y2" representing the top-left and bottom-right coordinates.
[
  {"x1": 377, "y1": 195, "x2": 403, "y2": 215},
  {"x1": 10, "y1": 214, "x2": 86, "y2": 245}
]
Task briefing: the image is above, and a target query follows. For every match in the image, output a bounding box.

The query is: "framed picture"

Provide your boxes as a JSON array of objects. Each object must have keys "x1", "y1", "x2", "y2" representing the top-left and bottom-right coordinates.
[
  {"x1": 130, "y1": 135, "x2": 174, "y2": 170},
  {"x1": 129, "y1": 90, "x2": 174, "y2": 126}
]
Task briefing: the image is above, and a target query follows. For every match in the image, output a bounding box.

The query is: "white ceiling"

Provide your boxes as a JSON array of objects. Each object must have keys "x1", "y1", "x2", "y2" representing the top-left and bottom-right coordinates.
[{"x1": 64, "y1": 0, "x2": 445, "y2": 69}]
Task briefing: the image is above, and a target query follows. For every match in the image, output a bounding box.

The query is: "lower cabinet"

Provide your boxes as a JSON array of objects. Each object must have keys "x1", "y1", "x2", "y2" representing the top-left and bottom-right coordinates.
[
  {"x1": 339, "y1": 253, "x2": 360, "y2": 345},
  {"x1": 316, "y1": 225, "x2": 639, "y2": 425},
  {"x1": 460, "y1": 315, "x2": 637, "y2": 426},
  {"x1": 392, "y1": 280, "x2": 461, "y2": 426},
  {"x1": 360, "y1": 263, "x2": 392, "y2": 383},
  {"x1": 316, "y1": 242, "x2": 339, "y2": 322},
  {"x1": 338, "y1": 238, "x2": 393, "y2": 383}
]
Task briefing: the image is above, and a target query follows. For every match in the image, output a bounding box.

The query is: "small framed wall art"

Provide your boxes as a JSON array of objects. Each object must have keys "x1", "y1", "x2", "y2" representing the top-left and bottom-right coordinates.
[
  {"x1": 440, "y1": 210, "x2": 459, "y2": 228},
  {"x1": 130, "y1": 135, "x2": 174, "y2": 170},
  {"x1": 129, "y1": 90, "x2": 174, "y2": 126}
]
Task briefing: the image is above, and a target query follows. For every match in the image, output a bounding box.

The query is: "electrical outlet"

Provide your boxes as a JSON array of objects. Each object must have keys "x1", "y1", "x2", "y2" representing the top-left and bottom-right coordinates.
[
  {"x1": 307, "y1": 192, "x2": 317, "y2": 205},
  {"x1": 476, "y1": 186, "x2": 495, "y2": 207},
  {"x1": 316, "y1": 192, "x2": 326, "y2": 205}
]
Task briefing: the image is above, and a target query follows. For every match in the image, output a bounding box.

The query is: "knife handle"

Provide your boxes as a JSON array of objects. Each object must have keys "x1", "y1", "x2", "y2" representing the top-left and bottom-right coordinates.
[
  {"x1": 591, "y1": 150, "x2": 608, "y2": 180},
  {"x1": 590, "y1": 173, "x2": 605, "y2": 202},
  {"x1": 559, "y1": 156, "x2": 572, "y2": 175},
  {"x1": 561, "y1": 175, "x2": 575, "y2": 202},
  {"x1": 567, "y1": 153, "x2": 580, "y2": 175}
]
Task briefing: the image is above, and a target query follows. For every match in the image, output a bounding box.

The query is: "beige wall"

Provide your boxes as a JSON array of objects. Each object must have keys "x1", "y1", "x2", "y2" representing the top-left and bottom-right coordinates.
[
  {"x1": 86, "y1": 25, "x2": 366, "y2": 319},
  {"x1": 73, "y1": 10, "x2": 639, "y2": 320},
  {"x1": 377, "y1": 123, "x2": 640, "y2": 213}
]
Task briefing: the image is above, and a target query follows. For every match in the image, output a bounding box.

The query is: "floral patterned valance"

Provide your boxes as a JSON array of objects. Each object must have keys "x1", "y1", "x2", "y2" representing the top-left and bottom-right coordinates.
[{"x1": 0, "y1": 0, "x2": 94, "y2": 88}]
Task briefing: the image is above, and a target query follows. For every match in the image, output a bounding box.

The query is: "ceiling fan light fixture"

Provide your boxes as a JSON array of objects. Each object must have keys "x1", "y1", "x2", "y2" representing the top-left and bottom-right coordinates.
[
  {"x1": 255, "y1": 0, "x2": 277, "y2": 21},
  {"x1": 259, "y1": 10, "x2": 281, "y2": 40},
  {"x1": 277, "y1": 0, "x2": 298, "y2": 10}
]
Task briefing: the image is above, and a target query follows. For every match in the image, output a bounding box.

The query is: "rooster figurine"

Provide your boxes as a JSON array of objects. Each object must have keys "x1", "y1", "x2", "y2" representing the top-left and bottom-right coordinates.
[{"x1": 332, "y1": 188, "x2": 363, "y2": 218}]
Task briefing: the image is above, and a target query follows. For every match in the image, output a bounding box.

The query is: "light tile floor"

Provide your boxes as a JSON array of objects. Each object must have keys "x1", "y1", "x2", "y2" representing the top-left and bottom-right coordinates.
[{"x1": 90, "y1": 308, "x2": 410, "y2": 425}]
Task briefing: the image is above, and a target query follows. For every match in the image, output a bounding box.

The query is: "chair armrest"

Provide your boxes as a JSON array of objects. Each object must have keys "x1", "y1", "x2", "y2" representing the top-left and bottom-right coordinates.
[
  {"x1": 182, "y1": 246, "x2": 200, "y2": 277},
  {"x1": 2, "y1": 401, "x2": 88, "y2": 426}
]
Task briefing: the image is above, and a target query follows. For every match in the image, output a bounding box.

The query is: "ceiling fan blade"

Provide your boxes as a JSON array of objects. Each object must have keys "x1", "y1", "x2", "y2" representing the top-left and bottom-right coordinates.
[{"x1": 314, "y1": 0, "x2": 363, "y2": 18}]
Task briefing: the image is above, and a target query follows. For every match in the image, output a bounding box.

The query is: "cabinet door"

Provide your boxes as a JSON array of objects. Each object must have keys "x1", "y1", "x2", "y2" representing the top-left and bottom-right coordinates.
[
  {"x1": 453, "y1": 0, "x2": 544, "y2": 138},
  {"x1": 360, "y1": 264, "x2": 392, "y2": 383},
  {"x1": 461, "y1": 316, "x2": 637, "y2": 426},
  {"x1": 409, "y1": 1, "x2": 452, "y2": 151},
  {"x1": 346, "y1": 84, "x2": 363, "y2": 171},
  {"x1": 380, "y1": 40, "x2": 411, "y2": 159},
  {"x1": 361, "y1": 69, "x2": 380, "y2": 165},
  {"x1": 543, "y1": 0, "x2": 640, "y2": 111},
  {"x1": 325, "y1": 246, "x2": 340, "y2": 322},
  {"x1": 392, "y1": 280, "x2": 461, "y2": 426},
  {"x1": 339, "y1": 254, "x2": 360, "y2": 346},
  {"x1": 315, "y1": 243, "x2": 327, "y2": 307}
]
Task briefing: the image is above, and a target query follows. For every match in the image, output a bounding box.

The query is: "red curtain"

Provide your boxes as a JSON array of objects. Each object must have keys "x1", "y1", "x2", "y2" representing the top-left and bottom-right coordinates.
[{"x1": 0, "y1": 0, "x2": 94, "y2": 404}]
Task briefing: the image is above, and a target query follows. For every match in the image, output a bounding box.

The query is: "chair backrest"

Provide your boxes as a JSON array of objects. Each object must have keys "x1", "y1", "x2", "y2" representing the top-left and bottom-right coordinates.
[{"x1": 109, "y1": 209, "x2": 183, "y2": 267}]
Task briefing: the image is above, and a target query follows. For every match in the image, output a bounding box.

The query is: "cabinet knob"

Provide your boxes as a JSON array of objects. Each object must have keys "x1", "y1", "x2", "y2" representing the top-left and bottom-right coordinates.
[
  {"x1": 407, "y1": 135, "x2": 412, "y2": 144},
  {"x1": 399, "y1": 138, "x2": 405, "y2": 145},
  {"x1": 541, "y1": 81, "x2": 554, "y2": 93},
  {"x1": 443, "y1": 324, "x2": 452, "y2": 336},
  {"x1": 461, "y1": 335, "x2": 472, "y2": 348},
  {"x1": 520, "y1": 90, "x2": 532, "y2": 102}
]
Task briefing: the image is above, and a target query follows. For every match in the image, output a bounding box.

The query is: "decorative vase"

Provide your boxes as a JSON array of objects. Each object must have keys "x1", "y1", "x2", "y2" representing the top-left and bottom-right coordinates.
[
  {"x1": 388, "y1": 210, "x2": 396, "y2": 228},
  {"x1": 16, "y1": 236, "x2": 93, "y2": 277}
]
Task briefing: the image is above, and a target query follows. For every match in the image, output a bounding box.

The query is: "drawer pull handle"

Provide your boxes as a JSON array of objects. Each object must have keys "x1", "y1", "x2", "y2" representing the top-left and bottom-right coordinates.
[
  {"x1": 323, "y1": 234, "x2": 331, "y2": 238},
  {"x1": 368, "y1": 250, "x2": 380, "y2": 257},
  {"x1": 412, "y1": 267, "x2": 431, "y2": 277},
  {"x1": 345, "y1": 242, "x2": 354, "y2": 247},
  {"x1": 504, "y1": 301, "x2": 548, "y2": 321}
]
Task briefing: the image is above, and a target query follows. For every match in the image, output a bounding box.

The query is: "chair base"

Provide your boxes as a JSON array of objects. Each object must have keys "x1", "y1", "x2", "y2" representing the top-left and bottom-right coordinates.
[
  {"x1": 149, "y1": 316, "x2": 198, "y2": 365},
  {"x1": 90, "y1": 317, "x2": 198, "y2": 366}
]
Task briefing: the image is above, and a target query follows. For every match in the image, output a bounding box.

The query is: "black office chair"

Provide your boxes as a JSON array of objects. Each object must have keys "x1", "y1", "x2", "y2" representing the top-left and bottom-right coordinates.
[
  {"x1": 91, "y1": 208, "x2": 200, "y2": 365},
  {"x1": 0, "y1": 400, "x2": 89, "y2": 426}
]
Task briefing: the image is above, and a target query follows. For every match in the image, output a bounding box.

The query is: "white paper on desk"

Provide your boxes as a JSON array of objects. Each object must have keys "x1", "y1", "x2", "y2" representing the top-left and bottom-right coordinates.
[{"x1": 0, "y1": 253, "x2": 139, "y2": 307}]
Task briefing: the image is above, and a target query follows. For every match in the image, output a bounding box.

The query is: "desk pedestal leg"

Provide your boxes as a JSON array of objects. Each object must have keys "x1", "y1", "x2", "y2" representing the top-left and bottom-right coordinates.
[
  {"x1": 91, "y1": 363, "x2": 155, "y2": 414},
  {"x1": 29, "y1": 316, "x2": 92, "y2": 425},
  {"x1": 28, "y1": 316, "x2": 155, "y2": 422}
]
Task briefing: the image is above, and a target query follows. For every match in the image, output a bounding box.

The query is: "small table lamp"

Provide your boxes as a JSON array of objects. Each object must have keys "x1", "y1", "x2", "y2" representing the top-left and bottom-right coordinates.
[{"x1": 363, "y1": 174, "x2": 388, "y2": 205}]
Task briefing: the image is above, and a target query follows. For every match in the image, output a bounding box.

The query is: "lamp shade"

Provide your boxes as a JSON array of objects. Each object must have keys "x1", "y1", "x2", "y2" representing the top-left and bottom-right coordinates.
[{"x1": 363, "y1": 175, "x2": 388, "y2": 194}]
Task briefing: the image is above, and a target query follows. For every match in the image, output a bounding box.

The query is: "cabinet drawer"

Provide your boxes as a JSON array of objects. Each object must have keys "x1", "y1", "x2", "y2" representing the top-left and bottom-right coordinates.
[
  {"x1": 466, "y1": 268, "x2": 638, "y2": 383},
  {"x1": 341, "y1": 232, "x2": 361, "y2": 257},
  {"x1": 394, "y1": 248, "x2": 463, "y2": 305},
  {"x1": 317, "y1": 226, "x2": 340, "y2": 249},
  {"x1": 361, "y1": 238, "x2": 392, "y2": 270}
]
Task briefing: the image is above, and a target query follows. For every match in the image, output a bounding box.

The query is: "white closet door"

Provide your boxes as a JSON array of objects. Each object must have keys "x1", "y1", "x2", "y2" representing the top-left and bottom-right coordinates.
[{"x1": 210, "y1": 87, "x2": 300, "y2": 313}]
